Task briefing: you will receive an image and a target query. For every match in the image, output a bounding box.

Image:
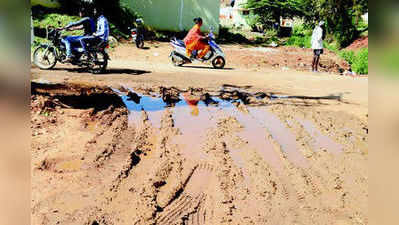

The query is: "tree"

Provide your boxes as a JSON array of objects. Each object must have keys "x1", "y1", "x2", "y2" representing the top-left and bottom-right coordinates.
[
  {"x1": 247, "y1": 0, "x2": 368, "y2": 47},
  {"x1": 311, "y1": 0, "x2": 368, "y2": 47},
  {"x1": 246, "y1": 0, "x2": 312, "y2": 28}
]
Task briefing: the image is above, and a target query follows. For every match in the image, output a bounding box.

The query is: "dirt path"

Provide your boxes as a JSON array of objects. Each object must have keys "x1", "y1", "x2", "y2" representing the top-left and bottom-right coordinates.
[
  {"x1": 31, "y1": 43, "x2": 368, "y2": 225},
  {"x1": 31, "y1": 43, "x2": 368, "y2": 119}
]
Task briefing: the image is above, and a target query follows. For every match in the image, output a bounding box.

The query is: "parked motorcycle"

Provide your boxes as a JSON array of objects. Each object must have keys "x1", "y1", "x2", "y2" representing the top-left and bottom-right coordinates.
[
  {"x1": 129, "y1": 19, "x2": 145, "y2": 49},
  {"x1": 33, "y1": 26, "x2": 110, "y2": 74},
  {"x1": 169, "y1": 28, "x2": 226, "y2": 69},
  {"x1": 130, "y1": 27, "x2": 145, "y2": 48}
]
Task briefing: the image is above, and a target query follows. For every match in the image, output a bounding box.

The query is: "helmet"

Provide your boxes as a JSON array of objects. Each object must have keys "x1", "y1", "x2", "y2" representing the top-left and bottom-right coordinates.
[{"x1": 136, "y1": 18, "x2": 143, "y2": 24}]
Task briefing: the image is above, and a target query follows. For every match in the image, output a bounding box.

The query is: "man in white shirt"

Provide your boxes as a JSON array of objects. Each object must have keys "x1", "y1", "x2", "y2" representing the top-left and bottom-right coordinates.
[{"x1": 311, "y1": 21, "x2": 325, "y2": 72}]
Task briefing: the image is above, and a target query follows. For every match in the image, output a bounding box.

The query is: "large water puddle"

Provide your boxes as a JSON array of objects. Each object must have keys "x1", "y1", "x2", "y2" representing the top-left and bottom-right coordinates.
[{"x1": 111, "y1": 87, "x2": 339, "y2": 170}]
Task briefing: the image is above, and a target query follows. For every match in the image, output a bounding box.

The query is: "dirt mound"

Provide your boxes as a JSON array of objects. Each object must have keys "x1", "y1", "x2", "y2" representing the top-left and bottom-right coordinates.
[
  {"x1": 346, "y1": 36, "x2": 368, "y2": 51},
  {"x1": 225, "y1": 46, "x2": 350, "y2": 74}
]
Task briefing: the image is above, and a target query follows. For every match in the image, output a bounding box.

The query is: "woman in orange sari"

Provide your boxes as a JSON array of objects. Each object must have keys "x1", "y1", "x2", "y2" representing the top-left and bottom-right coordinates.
[{"x1": 183, "y1": 17, "x2": 210, "y2": 60}]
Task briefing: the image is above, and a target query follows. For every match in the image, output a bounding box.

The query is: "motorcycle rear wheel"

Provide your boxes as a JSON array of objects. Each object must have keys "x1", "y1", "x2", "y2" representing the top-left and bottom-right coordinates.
[
  {"x1": 136, "y1": 39, "x2": 144, "y2": 49},
  {"x1": 170, "y1": 52, "x2": 184, "y2": 67},
  {"x1": 88, "y1": 51, "x2": 108, "y2": 74},
  {"x1": 33, "y1": 46, "x2": 57, "y2": 70}
]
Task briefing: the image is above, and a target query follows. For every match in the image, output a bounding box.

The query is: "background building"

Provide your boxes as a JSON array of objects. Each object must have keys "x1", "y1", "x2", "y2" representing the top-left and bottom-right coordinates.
[{"x1": 122, "y1": 0, "x2": 220, "y2": 34}]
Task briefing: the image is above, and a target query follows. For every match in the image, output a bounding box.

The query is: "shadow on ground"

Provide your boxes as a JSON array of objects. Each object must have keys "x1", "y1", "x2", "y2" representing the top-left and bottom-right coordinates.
[
  {"x1": 181, "y1": 65, "x2": 234, "y2": 70},
  {"x1": 51, "y1": 67, "x2": 151, "y2": 75}
]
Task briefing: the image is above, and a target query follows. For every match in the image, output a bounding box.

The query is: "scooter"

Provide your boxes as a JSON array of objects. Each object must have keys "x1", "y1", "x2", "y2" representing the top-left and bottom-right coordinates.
[{"x1": 169, "y1": 28, "x2": 226, "y2": 69}]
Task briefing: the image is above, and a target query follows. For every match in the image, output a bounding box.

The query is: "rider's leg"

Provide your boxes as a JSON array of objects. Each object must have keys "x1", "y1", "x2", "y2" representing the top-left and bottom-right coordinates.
[
  {"x1": 198, "y1": 44, "x2": 210, "y2": 59},
  {"x1": 61, "y1": 36, "x2": 73, "y2": 59},
  {"x1": 79, "y1": 36, "x2": 96, "y2": 57},
  {"x1": 186, "y1": 42, "x2": 196, "y2": 59}
]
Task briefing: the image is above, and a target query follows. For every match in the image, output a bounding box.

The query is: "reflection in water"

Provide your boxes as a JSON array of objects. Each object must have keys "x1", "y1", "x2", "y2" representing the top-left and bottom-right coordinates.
[{"x1": 112, "y1": 87, "x2": 314, "y2": 168}]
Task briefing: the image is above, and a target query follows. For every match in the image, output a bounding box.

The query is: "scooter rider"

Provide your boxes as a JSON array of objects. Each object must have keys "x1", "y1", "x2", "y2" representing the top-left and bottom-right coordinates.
[
  {"x1": 184, "y1": 17, "x2": 210, "y2": 62},
  {"x1": 58, "y1": 6, "x2": 96, "y2": 62}
]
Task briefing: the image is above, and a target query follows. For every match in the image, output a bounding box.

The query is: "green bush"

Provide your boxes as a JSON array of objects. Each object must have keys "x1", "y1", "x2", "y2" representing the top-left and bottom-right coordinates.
[
  {"x1": 325, "y1": 41, "x2": 339, "y2": 52},
  {"x1": 286, "y1": 35, "x2": 311, "y2": 48},
  {"x1": 33, "y1": 13, "x2": 80, "y2": 29},
  {"x1": 286, "y1": 24, "x2": 312, "y2": 48},
  {"x1": 264, "y1": 29, "x2": 278, "y2": 41},
  {"x1": 339, "y1": 48, "x2": 368, "y2": 74},
  {"x1": 339, "y1": 50, "x2": 355, "y2": 65},
  {"x1": 352, "y1": 48, "x2": 368, "y2": 74}
]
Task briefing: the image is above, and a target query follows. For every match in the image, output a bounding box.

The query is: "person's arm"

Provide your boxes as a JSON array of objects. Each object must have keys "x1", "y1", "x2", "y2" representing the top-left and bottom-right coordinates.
[
  {"x1": 68, "y1": 25, "x2": 83, "y2": 31},
  {"x1": 316, "y1": 27, "x2": 323, "y2": 41},
  {"x1": 64, "y1": 17, "x2": 90, "y2": 30}
]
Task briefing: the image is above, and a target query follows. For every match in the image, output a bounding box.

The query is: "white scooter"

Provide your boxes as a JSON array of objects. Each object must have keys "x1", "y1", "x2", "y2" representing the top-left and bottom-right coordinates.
[{"x1": 169, "y1": 28, "x2": 226, "y2": 69}]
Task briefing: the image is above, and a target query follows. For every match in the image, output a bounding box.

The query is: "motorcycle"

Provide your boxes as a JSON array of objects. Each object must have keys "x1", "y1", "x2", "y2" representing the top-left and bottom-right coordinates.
[
  {"x1": 169, "y1": 28, "x2": 226, "y2": 69},
  {"x1": 130, "y1": 27, "x2": 145, "y2": 49},
  {"x1": 33, "y1": 26, "x2": 110, "y2": 74}
]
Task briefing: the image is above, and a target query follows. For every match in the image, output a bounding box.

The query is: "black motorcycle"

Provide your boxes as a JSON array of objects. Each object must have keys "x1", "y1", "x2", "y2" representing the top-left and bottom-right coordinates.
[{"x1": 33, "y1": 26, "x2": 110, "y2": 74}]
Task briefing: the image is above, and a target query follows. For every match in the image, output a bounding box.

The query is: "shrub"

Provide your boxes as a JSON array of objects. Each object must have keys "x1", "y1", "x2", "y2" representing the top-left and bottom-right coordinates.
[
  {"x1": 33, "y1": 13, "x2": 84, "y2": 37},
  {"x1": 352, "y1": 48, "x2": 368, "y2": 74},
  {"x1": 286, "y1": 24, "x2": 312, "y2": 48},
  {"x1": 339, "y1": 50, "x2": 355, "y2": 65},
  {"x1": 33, "y1": 13, "x2": 80, "y2": 30},
  {"x1": 339, "y1": 48, "x2": 368, "y2": 74},
  {"x1": 286, "y1": 35, "x2": 311, "y2": 48}
]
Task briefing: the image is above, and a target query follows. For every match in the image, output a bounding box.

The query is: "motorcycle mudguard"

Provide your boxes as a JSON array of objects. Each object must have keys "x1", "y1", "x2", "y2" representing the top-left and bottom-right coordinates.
[
  {"x1": 36, "y1": 44, "x2": 59, "y2": 60},
  {"x1": 38, "y1": 44, "x2": 56, "y2": 53}
]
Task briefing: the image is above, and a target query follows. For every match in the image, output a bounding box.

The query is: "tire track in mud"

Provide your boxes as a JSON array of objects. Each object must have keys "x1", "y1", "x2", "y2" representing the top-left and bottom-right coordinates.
[
  {"x1": 206, "y1": 103, "x2": 357, "y2": 222},
  {"x1": 156, "y1": 164, "x2": 216, "y2": 225},
  {"x1": 261, "y1": 105, "x2": 368, "y2": 221}
]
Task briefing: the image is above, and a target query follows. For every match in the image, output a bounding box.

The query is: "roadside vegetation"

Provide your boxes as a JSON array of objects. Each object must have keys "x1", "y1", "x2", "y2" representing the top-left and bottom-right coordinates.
[{"x1": 243, "y1": 0, "x2": 368, "y2": 74}]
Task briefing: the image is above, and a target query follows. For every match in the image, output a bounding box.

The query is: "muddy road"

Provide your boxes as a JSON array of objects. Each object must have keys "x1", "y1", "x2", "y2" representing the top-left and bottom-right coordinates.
[{"x1": 31, "y1": 43, "x2": 368, "y2": 225}]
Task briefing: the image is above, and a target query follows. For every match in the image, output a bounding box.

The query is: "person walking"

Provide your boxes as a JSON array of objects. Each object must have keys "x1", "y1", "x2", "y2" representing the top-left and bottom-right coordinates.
[{"x1": 311, "y1": 21, "x2": 325, "y2": 72}]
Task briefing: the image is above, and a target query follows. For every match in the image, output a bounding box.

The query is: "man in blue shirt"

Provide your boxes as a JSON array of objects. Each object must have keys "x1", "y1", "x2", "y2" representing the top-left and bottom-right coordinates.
[
  {"x1": 80, "y1": 7, "x2": 109, "y2": 57},
  {"x1": 59, "y1": 7, "x2": 96, "y2": 61}
]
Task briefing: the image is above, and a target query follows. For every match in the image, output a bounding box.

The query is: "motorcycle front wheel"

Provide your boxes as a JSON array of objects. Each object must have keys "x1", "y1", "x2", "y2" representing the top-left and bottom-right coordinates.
[
  {"x1": 33, "y1": 46, "x2": 57, "y2": 70},
  {"x1": 88, "y1": 51, "x2": 108, "y2": 74}
]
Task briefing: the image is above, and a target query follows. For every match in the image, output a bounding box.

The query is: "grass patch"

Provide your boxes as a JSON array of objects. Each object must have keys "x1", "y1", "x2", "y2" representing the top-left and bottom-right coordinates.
[
  {"x1": 338, "y1": 48, "x2": 368, "y2": 74},
  {"x1": 351, "y1": 48, "x2": 368, "y2": 74},
  {"x1": 285, "y1": 24, "x2": 312, "y2": 48}
]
